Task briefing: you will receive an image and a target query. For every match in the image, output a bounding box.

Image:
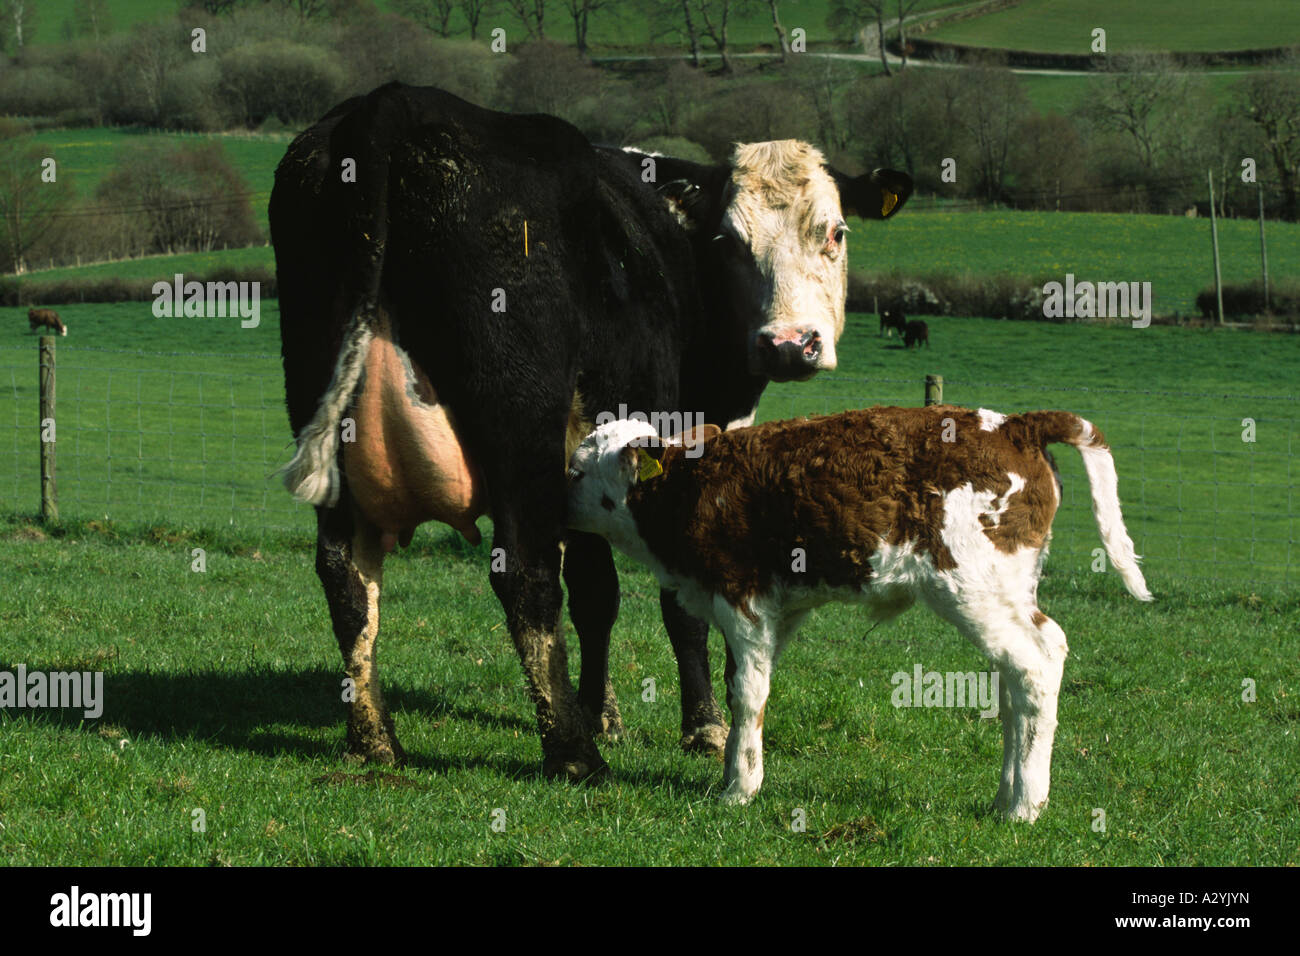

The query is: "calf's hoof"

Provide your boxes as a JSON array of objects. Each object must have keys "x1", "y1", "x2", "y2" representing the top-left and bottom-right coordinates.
[
  {"x1": 718, "y1": 783, "x2": 757, "y2": 806},
  {"x1": 680, "y1": 722, "x2": 729, "y2": 757},
  {"x1": 994, "y1": 796, "x2": 1046, "y2": 823}
]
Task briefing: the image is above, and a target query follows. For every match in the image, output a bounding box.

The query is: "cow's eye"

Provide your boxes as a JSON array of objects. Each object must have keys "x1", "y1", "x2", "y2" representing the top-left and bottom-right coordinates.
[{"x1": 834, "y1": 225, "x2": 847, "y2": 243}]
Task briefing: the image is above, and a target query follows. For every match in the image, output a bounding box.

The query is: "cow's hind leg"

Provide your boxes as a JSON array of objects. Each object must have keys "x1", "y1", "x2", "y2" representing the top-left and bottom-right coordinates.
[
  {"x1": 661, "y1": 591, "x2": 728, "y2": 755},
  {"x1": 565, "y1": 531, "x2": 625, "y2": 741},
  {"x1": 316, "y1": 497, "x2": 403, "y2": 764}
]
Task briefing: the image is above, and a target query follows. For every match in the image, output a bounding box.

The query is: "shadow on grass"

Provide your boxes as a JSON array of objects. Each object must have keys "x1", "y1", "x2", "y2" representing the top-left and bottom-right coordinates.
[{"x1": 0, "y1": 661, "x2": 704, "y2": 789}]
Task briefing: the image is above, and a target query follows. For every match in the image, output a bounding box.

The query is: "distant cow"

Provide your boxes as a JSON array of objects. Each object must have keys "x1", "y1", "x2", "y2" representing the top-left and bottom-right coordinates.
[
  {"x1": 28, "y1": 308, "x2": 66, "y2": 336},
  {"x1": 903, "y1": 319, "x2": 928, "y2": 348},
  {"x1": 879, "y1": 307, "x2": 906, "y2": 337},
  {"x1": 567, "y1": 406, "x2": 1152, "y2": 820},
  {"x1": 271, "y1": 83, "x2": 914, "y2": 776}
]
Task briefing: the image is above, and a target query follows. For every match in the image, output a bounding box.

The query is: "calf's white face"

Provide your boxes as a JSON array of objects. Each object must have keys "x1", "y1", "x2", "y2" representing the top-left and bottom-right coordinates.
[{"x1": 566, "y1": 419, "x2": 658, "y2": 538}]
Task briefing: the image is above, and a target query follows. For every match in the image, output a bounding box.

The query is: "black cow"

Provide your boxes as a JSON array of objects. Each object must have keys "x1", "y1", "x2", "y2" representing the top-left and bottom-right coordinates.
[
  {"x1": 270, "y1": 83, "x2": 912, "y2": 778},
  {"x1": 879, "y1": 307, "x2": 906, "y2": 338},
  {"x1": 904, "y1": 319, "x2": 929, "y2": 348}
]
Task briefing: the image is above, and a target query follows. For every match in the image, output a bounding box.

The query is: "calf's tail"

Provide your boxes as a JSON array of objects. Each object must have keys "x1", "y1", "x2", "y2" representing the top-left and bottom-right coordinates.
[{"x1": 1026, "y1": 411, "x2": 1153, "y2": 602}]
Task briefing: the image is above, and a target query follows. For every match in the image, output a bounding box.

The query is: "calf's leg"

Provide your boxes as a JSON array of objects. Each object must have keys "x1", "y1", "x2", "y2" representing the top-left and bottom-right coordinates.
[
  {"x1": 316, "y1": 496, "x2": 403, "y2": 764},
  {"x1": 933, "y1": 597, "x2": 1067, "y2": 822},
  {"x1": 718, "y1": 612, "x2": 779, "y2": 804}
]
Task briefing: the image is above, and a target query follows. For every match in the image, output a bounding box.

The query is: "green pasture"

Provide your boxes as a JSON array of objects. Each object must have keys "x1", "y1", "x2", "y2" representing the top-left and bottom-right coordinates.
[
  {"x1": 925, "y1": 0, "x2": 1300, "y2": 53},
  {"x1": 1, "y1": 300, "x2": 1296, "y2": 865}
]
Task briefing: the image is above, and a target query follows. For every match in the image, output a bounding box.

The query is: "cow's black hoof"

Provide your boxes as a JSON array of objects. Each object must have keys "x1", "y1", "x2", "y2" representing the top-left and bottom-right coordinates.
[
  {"x1": 542, "y1": 752, "x2": 610, "y2": 784},
  {"x1": 345, "y1": 732, "x2": 406, "y2": 767},
  {"x1": 680, "y1": 723, "x2": 728, "y2": 757}
]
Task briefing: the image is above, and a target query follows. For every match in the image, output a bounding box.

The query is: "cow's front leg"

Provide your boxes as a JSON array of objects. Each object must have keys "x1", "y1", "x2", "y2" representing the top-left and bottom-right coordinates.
[
  {"x1": 564, "y1": 531, "x2": 625, "y2": 741},
  {"x1": 661, "y1": 591, "x2": 728, "y2": 755},
  {"x1": 316, "y1": 497, "x2": 403, "y2": 764},
  {"x1": 492, "y1": 504, "x2": 608, "y2": 783}
]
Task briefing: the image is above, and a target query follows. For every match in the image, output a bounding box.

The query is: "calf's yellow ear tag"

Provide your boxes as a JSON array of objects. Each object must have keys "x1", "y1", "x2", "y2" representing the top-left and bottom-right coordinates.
[
  {"x1": 636, "y1": 448, "x2": 663, "y2": 481},
  {"x1": 881, "y1": 189, "x2": 899, "y2": 217}
]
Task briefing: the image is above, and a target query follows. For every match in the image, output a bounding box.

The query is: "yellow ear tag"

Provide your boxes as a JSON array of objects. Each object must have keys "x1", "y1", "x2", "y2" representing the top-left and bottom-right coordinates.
[
  {"x1": 881, "y1": 190, "x2": 899, "y2": 217},
  {"x1": 636, "y1": 448, "x2": 663, "y2": 481}
]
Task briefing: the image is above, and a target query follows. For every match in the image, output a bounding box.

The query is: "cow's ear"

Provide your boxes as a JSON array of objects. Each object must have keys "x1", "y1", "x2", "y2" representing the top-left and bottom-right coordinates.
[
  {"x1": 649, "y1": 156, "x2": 726, "y2": 232},
  {"x1": 833, "y1": 168, "x2": 913, "y2": 220}
]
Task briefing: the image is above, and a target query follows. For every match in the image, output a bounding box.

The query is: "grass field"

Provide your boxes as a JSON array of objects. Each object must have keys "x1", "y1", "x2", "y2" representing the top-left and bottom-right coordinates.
[
  {"x1": 16, "y1": 207, "x2": 1299, "y2": 319},
  {"x1": 926, "y1": 0, "x2": 1300, "y2": 53},
  {"x1": 1, "y1": 299, "x2": 1296, "y2": 865}
]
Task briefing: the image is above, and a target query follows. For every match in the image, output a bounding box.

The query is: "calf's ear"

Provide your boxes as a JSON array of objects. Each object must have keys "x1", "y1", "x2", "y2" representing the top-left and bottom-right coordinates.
[
  {"x1": 662, "y1": 423, "x2": 722, "y2": 451},
  {"x1": 832, "y1": 168, "x2": 913, "y2": 220}
]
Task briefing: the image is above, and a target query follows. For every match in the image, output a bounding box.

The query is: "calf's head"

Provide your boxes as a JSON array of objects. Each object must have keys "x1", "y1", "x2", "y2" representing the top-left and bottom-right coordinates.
[
  {"x1": 567, "y1": 420, "x2": 719, "y2": 539},
  {"x1": 663, "y1": 142, "x2": 912, "y2": 383}
]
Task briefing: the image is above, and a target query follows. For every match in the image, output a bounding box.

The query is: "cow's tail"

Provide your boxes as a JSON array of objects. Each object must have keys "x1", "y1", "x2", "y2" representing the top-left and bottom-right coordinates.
[
  {"x1": 1025, "y1": 411, "x2": 1153, "y2": 602},
  {"x1": 279, "y1": 315, "x2": 374, "y2": 507},
  {"x1": 277, "y1": 85, "x2": 405, "y2": 509}
]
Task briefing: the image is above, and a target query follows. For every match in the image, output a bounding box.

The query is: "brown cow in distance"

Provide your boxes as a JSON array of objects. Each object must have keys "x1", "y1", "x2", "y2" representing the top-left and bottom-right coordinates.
[{"x1": 29, "y1": 308, "x2": 67, "y2": 336}]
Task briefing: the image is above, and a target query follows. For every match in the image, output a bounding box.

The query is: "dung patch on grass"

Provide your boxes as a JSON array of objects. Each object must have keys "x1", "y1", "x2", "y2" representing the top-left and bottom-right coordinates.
[
  {"x1": 312, "y1": 770, "x2": 422, "y2": 789},
  {"x1": 818, "y1": 816, "x2": 884, "y2": 847},
  {"x1": 10, "y1": 524, "x2": 47, "y2": 542}
]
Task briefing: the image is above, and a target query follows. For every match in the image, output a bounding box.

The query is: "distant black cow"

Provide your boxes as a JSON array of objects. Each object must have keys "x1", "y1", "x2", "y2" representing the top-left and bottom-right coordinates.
[
  {"x1": 904, "y1": 319, "x2": 929, "y2": 348},
  {"x1": 879, "y1": 307, "x2": 906, "y2": 338},
  {"x1": 28, "y1": 308, "x2": 66, "y2": 336},
  {"x1": 270, "y1": 83, "x2": 912, "y2": 777}
]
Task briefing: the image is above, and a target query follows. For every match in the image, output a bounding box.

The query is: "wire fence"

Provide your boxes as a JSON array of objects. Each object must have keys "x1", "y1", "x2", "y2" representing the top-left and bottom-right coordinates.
[{"x1": 0, "y1": 342, "x2": 1294, "y2": 587}]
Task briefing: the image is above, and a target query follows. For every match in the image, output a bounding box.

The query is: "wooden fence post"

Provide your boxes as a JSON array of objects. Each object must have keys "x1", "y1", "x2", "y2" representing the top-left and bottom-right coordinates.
[
  {"x1": 1208, "y1": 170, "x2": 1224, "y2": 325},
  {"x1": 39, "y1": 335, "x2": 57, "y2": 522},
  {"x1": 925, "y1": 374, "x2": 943, "y2": 406}
]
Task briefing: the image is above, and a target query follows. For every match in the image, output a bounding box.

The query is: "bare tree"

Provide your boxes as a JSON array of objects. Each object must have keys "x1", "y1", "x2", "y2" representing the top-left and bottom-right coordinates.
[
  {"x1": 0, "y1": 140, "x2": 73, "y2": 275},
  {"x1": 828, "y1": 0, "x2": 889, "y2": 76},
  {"x1": 1079, "y1": 53, "x2": 1189, "y2": 171},
  {"x1": 693, "y1": 0, "x2": 753, "y2": 74},
  {"x1": 71, "y1": 0, "x2": 113, "y2": 40},
  {"x1": 768, "y1": 0, "x2": 788, "y2": 59},
  {"x1": 396, "y1": 0, "x2": 458, "y2": 35},
  {"x1": 958, "y1": 65, "x2": 1028, "y2": 202},
  {"x1": 564, "y1": 0, "x2": 610, "y2": 56},
  {"x1": 1237, "y1": 56, "x2": 1300, "y2": 220},
  {"x1": 460, "y1": 0, "x2": 493, "y2": 39},
  {"x1": 504, "y1": 0, "x2": 546, "y2": 39},
  {"x1": 2, "y1": 0, "x2": 37, "y2": 53},
  {"x1": 894, "y1": 0, "x2": 919, "y2": 70}
]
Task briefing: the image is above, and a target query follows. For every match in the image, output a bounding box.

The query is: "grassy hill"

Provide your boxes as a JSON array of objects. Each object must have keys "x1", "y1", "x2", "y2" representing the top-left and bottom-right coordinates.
[{"x1": 925, "y1": 0, "x2": 1300, "y2": 53}]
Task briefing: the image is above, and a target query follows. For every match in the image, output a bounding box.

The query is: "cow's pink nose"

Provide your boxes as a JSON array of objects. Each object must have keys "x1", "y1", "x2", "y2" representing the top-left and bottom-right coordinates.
[{"x1": 757, "y1": 329, "x2": 821, "y2": 380}]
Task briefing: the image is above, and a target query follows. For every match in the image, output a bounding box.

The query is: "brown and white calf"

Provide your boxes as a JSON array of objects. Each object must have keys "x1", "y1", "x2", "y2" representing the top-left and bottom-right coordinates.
[
  {"x1": 28, "y1": 308, "x2": 66, "y2": 336},
  {"x1": 567, "y1": 405, "x2": 1152, "y2": 821}
]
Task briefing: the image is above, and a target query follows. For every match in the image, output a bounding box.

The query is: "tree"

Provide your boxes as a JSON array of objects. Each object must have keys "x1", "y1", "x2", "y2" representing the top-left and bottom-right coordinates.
[
  {"x1": 2, "y1": 0, "x2": 37, "y2": 53},
  {"x1": 828, "y1": 0, "x2": 889, "y2": 76},
  {"x1": 691, "y1": 0, "x2": 753, "y2": 74},
  {"x1": 1237, "y1": 56, "x2": 1300, "y2": 220},
  {"x1": 504, "y1": 0, "x2": 546, "y2": 39},
  {"x1": 396, "y1": 0, "x2": 458, "y2": 36},
  {"x1": 767, "y1": 0, "x2": 788, "y2": 59},
  {"x1": 0, "y1": 138, "x2": 72, "y2": 274},
  {"x1": 92, "y1": 143, "x2": 260, "y2": 255},
  {"x1": 564, "y1": 0, "x2": 611, "y2": 56},
  {"x1": 893, "y1": 0, "x2": 920, "y2": 70},
  {"x1": 958, "y1": 64, "x2": 1028, "y2": 202},
  {"x1": 460, "y1": 0, "x2": 493, "y2": 40},
  {"x1": 70, "y1": 0, "x2": 113, "y2": 40}
]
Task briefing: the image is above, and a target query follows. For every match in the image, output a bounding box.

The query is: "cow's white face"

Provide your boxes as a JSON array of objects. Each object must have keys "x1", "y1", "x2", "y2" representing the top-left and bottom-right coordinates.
[
  {"x1": 566, "y1": 419, "x2": 659, "y2": 540},
  {"x1": 718, "y1": 141, "x2": 850, "y2": 383}
]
